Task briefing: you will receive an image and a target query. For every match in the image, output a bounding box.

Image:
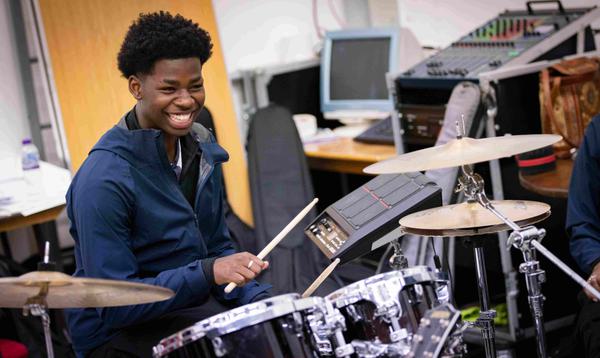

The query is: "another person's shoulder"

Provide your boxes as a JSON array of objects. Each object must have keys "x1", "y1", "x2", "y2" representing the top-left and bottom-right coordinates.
[
  {"x1": 583, "y1": 114, "x2": 600, "y2": 152},
  {"x1": 589, "y1": 114, "x2": 600, "y2": 131}
]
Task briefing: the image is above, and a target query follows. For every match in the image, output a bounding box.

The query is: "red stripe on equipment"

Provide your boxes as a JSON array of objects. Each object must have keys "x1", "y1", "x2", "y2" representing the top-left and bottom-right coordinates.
[{"x1": 516, "y1": 154, "x2": 556, "y2": 167}]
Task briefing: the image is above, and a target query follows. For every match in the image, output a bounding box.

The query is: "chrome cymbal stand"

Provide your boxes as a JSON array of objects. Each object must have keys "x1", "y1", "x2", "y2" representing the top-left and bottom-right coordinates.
[
  {"x1": 22, "y1": 241, "x2": 56, "y2": 358},
  {"x1": 389, "y1": 237, "x2": 409, "y2": 270},
  {"x1": 23, "y1": 285, "x2": 54, "y2": 358},
  {"x1": 456, "y1": 163, "x2": 497, "y2": 358},
  {"x1": 486, "y1": 206, "x2": 600, "y2": 358},
  {"x1": 457, "y1": 162, "x2": 600, "y2": 358}
]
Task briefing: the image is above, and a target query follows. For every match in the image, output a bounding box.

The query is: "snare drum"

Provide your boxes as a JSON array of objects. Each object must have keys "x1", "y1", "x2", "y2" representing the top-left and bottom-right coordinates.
[
  {"x1": 153, "y1": 293, "x2": 347, "y2": 358},
  {"x1": 326, "y1": 266, "x2": 448, "y2": 355}
]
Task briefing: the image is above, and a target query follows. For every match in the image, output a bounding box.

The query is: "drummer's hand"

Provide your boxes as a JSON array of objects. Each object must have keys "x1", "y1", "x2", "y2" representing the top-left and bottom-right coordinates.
[
  {"x1": 213, "y1": 252, "x2": 269, "y2": 286},
  {"x1": 585, "y1": 262, "x2": 600, "y2": 302}
]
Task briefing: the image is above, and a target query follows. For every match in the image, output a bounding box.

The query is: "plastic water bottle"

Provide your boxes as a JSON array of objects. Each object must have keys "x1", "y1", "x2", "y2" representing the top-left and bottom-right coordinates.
[
  {"x1": 21, "y1": 138, "x2": 42, "y2": 192},
  {"x1": 21, "y1": 138, "x2": 40, "y2": 171}
]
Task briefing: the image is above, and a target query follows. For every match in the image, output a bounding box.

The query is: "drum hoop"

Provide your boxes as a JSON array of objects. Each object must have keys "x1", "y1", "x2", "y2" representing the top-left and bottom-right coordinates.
[
  {"x1": 153, "y1": 325, "x2": 206, "y2": 357},
  {"x1": 326, "y1": 266, "x2": 448, "y2": 308},
  {"x1": 154, "y1": 293, "x2": 302, "y2": 356}
]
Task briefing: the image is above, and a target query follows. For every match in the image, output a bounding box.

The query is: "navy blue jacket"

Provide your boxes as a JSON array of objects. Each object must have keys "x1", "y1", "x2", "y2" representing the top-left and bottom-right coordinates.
[
  {"x1": 65, "y1": 117, "x2": 270, "y2": 356},
  {"x1": 567, "y1": 115, "x2": 600, "y2": 274}
]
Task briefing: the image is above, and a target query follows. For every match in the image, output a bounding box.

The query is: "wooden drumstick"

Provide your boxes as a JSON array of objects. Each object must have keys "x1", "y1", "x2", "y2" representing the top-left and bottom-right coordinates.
[
  {"x1": 224, "y1": 198, "x2": 319, "y2": 294},
  {"x1": 302, "y1": 258, "x2": 341, "y2": 298}
]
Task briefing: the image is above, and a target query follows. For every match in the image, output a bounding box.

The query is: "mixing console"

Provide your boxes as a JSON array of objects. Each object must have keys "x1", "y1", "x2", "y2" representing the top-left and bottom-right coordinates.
[{"x1": 400, "y1": 7, "x2": 595, "y2": 83}]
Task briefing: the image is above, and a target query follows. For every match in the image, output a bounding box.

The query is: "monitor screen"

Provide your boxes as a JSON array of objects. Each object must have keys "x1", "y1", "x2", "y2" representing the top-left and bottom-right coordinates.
[
  {"x1": 321, "y1": 28, "x2": 398, "y2": 117},
  {"x1": 330, "y1": 38, "x2": 390, "y2": 100}
]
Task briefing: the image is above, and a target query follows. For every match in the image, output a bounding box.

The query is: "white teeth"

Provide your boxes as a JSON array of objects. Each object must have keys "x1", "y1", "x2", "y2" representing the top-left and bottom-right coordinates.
[{"x1": 170, "y1": 113, "x2": 192, "y2": 122}]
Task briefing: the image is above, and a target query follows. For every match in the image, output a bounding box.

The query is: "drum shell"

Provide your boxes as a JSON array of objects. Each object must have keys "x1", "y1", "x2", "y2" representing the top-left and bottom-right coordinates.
[
  {"x1": 154, "y1": 294, "x2": 328, "y2": 358},
  {"x1": 326, "y1": 266, "x2": 448, "y2": 344}
]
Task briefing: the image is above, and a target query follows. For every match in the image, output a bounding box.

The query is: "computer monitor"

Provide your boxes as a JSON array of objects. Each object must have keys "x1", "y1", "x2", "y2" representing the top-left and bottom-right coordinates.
[{"x1": 320, "y1": 28, "x2": 398, "y2": 122}]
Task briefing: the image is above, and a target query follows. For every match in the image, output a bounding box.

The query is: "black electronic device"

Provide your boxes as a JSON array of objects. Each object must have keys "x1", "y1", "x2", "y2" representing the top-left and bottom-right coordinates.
[
  {"x1": 395, "y1": 3, "x2": 597, "y2": 146},
  {"x1": 304, "y1": 173, "x2": 441, "y2": 264},
  {"x1": 354, "y1": 116, "x2": 394, "y2": 145}
]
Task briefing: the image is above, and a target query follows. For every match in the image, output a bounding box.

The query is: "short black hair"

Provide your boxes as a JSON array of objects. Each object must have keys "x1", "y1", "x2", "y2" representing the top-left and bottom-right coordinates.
[{"x1": 117, "y1": 11, "x2": 213, "y2": 78}]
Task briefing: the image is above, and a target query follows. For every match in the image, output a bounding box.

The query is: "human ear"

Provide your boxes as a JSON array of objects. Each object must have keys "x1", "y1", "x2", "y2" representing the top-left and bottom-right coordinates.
[{"x1": 128, "y1": 75, "x2": 142, "y2": 100}]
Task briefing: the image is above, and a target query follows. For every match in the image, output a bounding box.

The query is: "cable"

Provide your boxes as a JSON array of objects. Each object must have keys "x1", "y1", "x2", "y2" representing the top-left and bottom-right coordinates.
[
  {"x1": 430, "y1": 236, "x2": 442, "y2": 270},
  {"x1": 376, "y1": 242, "x2": 394, "y2": 274},
  {"x1": 327, "y1": 0, "x2": 346, "y2": 28},
  {"x1": 312, "y1": 0, "x2": 325, "y2": 39}
]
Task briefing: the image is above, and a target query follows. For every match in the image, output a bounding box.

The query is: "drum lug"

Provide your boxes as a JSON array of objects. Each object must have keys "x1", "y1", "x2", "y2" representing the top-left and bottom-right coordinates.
[
  {"x1": 310, "y1": 303, "x2": 349, "y2": 356},
  {"x1": 211, "y1": 336, "x2": 227, "y2": 357},
  {"x1": 335, "y1": 343, "x2": 355, "y2": 357},
  {"x1": 291, "y1": 311, "x2": 304, "y2": 334},
  {"x1": 346, "y1": 304, "x2": 363, "y2": 322},
  {"x1": 389, "y1": 327, "x2": 408, "y2": 342},
  {"x1": 374, "y1": 302, "x2": 400, "y2": 323}
]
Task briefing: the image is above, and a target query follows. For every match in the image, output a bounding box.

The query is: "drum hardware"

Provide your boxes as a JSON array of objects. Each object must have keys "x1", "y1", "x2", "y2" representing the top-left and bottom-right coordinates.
[
  {"x1": 154, "y1": 294, "x2": 343, "y2": 358},
  {"x1": 22, "y1": 286, "x2": 54, "y2": 358},
  {"x1": 395, "y1": 136, "x2": 600, "y2": 357},
  {"x1": 307, "y1": 299, "x2": 353, "y2": 357},
  {"x1": 325, "y1": 267, "x2": 450, "y2": 358},
  {"x1": 389, "y1": 237, "x2": 409, "y2": 270},
  {"x1": 0, "y1": 242, "x2": 175, "y2": 358},
  {"x1": 407, "y1": 303, "x2": 465, "y2": 358}
]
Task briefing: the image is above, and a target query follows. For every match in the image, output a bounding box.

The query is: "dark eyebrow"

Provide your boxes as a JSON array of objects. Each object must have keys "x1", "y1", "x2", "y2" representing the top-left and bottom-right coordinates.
[{"x1": 162, "y1": 76, "x2": 203, "y2": 85}]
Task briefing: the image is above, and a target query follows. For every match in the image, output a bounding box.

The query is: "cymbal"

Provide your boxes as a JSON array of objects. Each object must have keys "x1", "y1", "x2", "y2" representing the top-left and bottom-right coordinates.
[
  {"x1": 399, "y1": 200, "x2": 551, "y2": 237},
  {"x1": 0, "y1": 271, "x2": 174, "y2": 308},
  {"x1": 364, "y1": 134, "x2": 561, "y2": 174}
]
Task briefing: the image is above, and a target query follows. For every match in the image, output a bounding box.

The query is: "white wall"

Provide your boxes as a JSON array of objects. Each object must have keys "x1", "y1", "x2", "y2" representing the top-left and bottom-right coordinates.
[
  {"x1": 0, "y1": 0, "x2": 31, "y2": 158},
  {"x1": 213, "y1": 0, "x2": 346, "y2": 73}
]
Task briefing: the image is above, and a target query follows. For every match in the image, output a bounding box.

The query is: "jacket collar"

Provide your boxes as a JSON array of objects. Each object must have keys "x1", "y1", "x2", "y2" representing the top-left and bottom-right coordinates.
[{"x1": 92, "y1": 109, "x2": 229, "y2": 168}]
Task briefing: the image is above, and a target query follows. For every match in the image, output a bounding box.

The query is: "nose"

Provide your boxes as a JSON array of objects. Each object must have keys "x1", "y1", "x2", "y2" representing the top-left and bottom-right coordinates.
[{"x1": 174, "y1": 90, "x2": 195, "y2": 108}]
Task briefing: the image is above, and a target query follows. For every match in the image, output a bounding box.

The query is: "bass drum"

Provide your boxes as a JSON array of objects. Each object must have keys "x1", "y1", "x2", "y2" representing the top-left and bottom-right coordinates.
[
  {"x1": 326, "y1": 266, "x2": 449, "y2": 357},
  {"x1": 152, "y1": 293, "x2": 344, "y2": 358}
]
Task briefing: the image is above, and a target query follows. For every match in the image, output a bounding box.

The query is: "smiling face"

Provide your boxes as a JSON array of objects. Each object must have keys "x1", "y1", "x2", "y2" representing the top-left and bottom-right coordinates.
[{"x1": 129, "y1": 57, "x2": 205, "y2": 140}]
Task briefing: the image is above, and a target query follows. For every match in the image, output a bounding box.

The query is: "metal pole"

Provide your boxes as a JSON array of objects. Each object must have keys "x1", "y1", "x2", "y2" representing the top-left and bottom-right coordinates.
[{"x1": 474, "y1": 246, "x2": 497, "y2": 358}]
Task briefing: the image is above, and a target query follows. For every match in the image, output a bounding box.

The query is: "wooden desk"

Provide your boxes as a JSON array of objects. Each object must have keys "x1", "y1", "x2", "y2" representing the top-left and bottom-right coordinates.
[
  {"x1": 518, "y1": 159, "x2": 572, "y2": 199},
  {"x1": 0, "y1": 205, "x2": 66, "y2": 269},
  {"x1": 0, "y1": 205, "x2": 65, "y2": 233},
  {"x1": 304, "y1": 137, "x2": 397, "y2": 174}
]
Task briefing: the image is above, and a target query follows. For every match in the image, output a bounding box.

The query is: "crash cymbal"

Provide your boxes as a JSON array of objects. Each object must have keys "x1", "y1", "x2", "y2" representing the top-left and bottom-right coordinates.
[
  {"x1": 0, "y1": 271, "x2": 174, "y2": 308},
  {"x1": 399, "y1": 200, "x2": 551, "y2": 237},
  {"x1": 364, "y1": 134, "x2": 561, "y2": 174}
]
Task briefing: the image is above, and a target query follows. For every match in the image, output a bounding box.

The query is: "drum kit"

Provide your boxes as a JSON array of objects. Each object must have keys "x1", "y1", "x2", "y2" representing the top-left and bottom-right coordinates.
[
  {"x1": 153, "y1": 267, "x2": 463, "y2": 358},
  {"x1": 151, "y1": 129, "x2": 600, "y2": 358},
  {"x1": 3, "y1": 129, "x2": 600, "y2": 358}
]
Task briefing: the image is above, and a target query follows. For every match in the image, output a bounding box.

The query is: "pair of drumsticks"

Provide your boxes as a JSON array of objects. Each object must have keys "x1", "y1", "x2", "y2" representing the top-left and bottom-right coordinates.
[{"x1": 224, "y1": 198, "x2": 340, "y2": 298}]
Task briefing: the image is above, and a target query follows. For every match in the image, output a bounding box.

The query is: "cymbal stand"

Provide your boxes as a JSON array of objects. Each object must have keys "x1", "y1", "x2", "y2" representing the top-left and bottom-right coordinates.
[
  {"x1": 389, "y1": 237, "x2": 409, "y2": 270},
  {"x1": 22, "y1": 241, "x2": 56, "y2": 358},
  {"x1": 456, "y1": 164, "x2": 499, "y2": 358},
  {"x1": 23, "y1": 283, "x2": 54, "y2": 358},
  {"x1": 457, "y1": 163, "x2": 600, "y2": 358}
]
